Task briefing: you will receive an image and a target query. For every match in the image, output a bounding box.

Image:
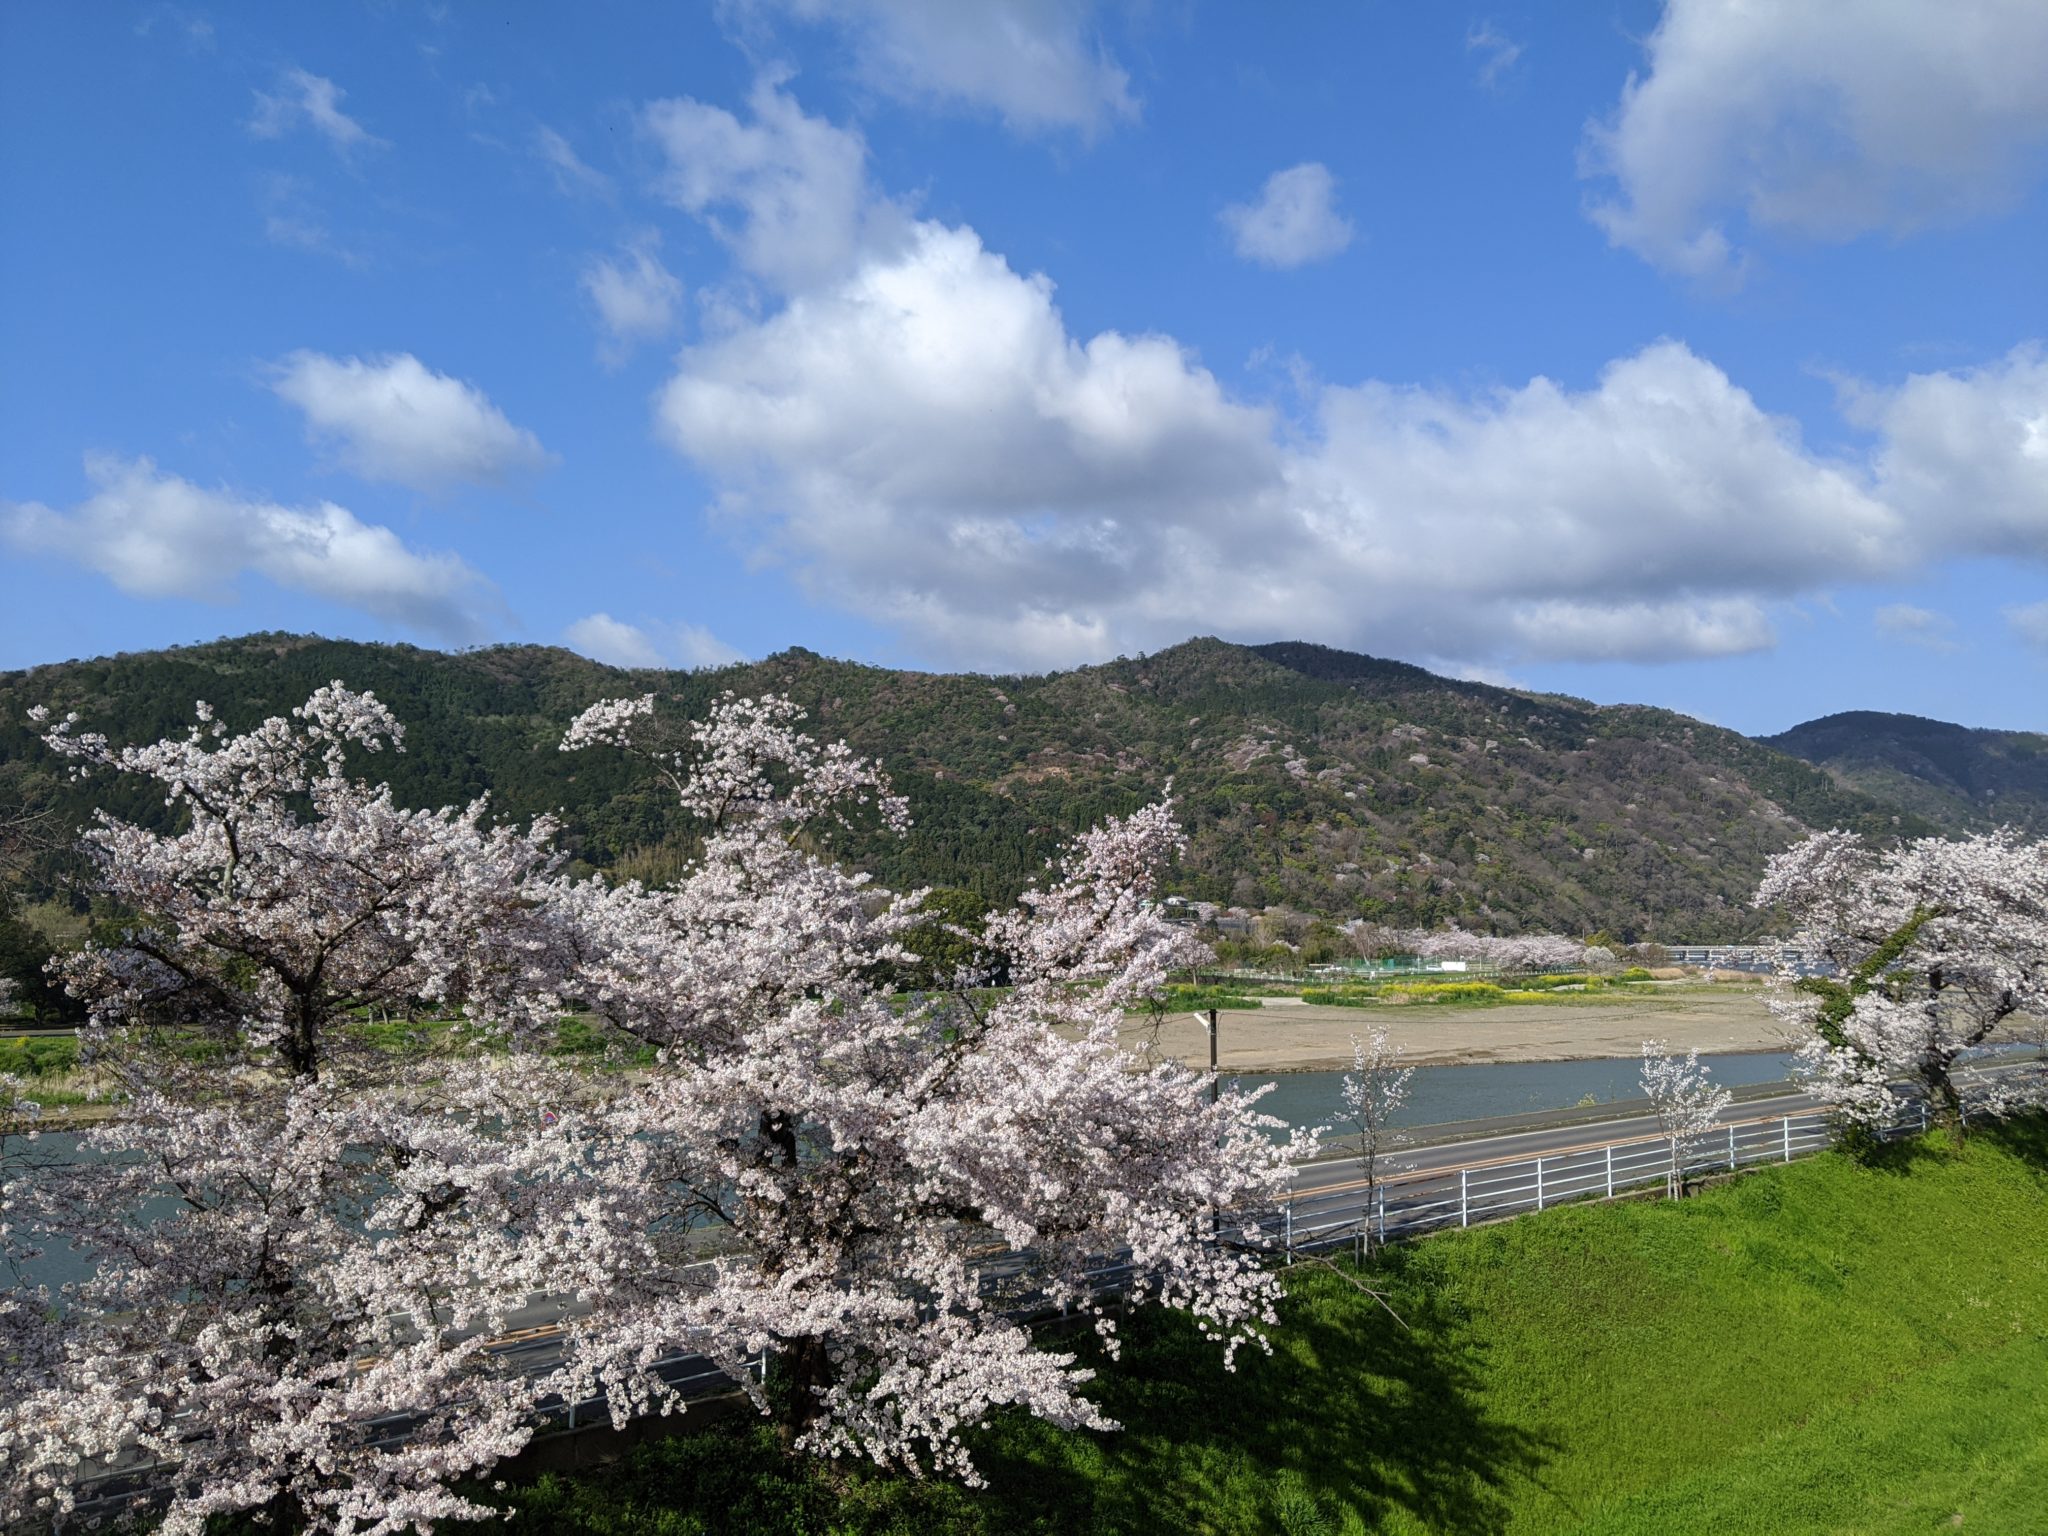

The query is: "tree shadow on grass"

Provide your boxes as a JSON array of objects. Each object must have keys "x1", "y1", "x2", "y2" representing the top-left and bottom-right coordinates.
[
  {"x1": 1976, "y1": 1109, "x2": 2048, "y2": 1169},
  {"x1": 965, "y1": 1251, "x2": 1557, "y2": 1536},
  {"x1": 1851, "y1": 1130, "x2": 1955, "y2": 1176},
  {"x1": 479, "y1": 1254, "x2": 1555, "y2": 1536}
]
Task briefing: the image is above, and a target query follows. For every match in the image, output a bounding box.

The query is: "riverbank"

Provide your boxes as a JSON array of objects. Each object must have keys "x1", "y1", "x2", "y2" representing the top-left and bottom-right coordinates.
[{"x1": 1124, "y1": 982, "x2": 1790, "y2": 1072}]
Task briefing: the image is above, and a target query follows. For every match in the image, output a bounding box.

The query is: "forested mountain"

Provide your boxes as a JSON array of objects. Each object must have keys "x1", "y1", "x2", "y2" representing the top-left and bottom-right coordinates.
[
  {"x1": 1762, "y1": 711, "x2": 2048, "y2": 835},
  {"x1": 0, "y1": 632, "x2": 1947, "y2": 945}
]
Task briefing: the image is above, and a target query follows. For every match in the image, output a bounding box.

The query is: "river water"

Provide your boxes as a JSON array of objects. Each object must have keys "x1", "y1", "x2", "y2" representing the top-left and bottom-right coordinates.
[{"x1": 1236, "y1": 1050, "x2": 1800, "y2": 1135}]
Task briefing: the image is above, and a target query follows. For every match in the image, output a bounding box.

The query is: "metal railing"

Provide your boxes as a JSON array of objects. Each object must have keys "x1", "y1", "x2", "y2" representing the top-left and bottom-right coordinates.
[{"x1": 1270, "y1": 1100, "x2": 1931, "y2": 1256}]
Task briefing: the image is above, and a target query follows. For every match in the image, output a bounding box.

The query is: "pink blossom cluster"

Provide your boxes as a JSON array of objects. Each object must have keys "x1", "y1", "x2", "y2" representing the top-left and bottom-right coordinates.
[
  {"x1": 1638, "y1": 1040, "x2": 1733, "y2": 1197},
  {"x1": 4, "y1": 686, "x2": 1313, "y2": 1527},
  {"x1": 1757, "y1": 827, "x2": 2048, "y2": 1127},
  {"x1": 7, "y1": 689, "x2": 595, "y2": 1532},
  {"x1": 1346, "y1": 923, "x2": 1601, "y2": 973},
  {"x1": 1339, "y1": 1028, "x2": 1411, "y2": 1252},
  {"x1": 551, "y1": 696, "x2": 1311, "y2": 1483}
]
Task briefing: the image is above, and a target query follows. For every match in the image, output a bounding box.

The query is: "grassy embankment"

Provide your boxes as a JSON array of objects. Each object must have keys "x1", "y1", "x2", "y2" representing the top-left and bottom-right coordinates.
[{"x1": 494, "y1": 1116, "x2": 2048, "y2": 1535}]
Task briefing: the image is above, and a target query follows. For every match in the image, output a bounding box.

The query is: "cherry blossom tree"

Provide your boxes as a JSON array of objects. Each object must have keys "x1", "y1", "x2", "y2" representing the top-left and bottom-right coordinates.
[
  {"x1": 1346, "y1": 923, "x2": 1598, "y2": 974},
  {"x1": 31, "y1": 686, "x2": 569, "y2": 1084},
  {"x1": 1757, "y1": 827, "x2": 2048, "y2": 1134},
  {"x1": 7, "y1": 689, "x2": 588, "y2": 1534},
  {"x1": 1639, "y1": 1040, "x2": 1732, "y2": 1198},
  {"x1": 550, "y1": 692, "x2": 1314, "y2": 1482},
  {"x1": 1338, "y1": 1027, "x2": 1412, "y2": 1255},
  {"x1": 1, "y1": 1074, "x2": 63, "y2": 1521}
]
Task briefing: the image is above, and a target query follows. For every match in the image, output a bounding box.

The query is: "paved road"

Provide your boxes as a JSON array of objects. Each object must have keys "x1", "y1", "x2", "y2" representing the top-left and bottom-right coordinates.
[{"x1": 1294, "y1": 1085, "x2": 1823, "y2": 1198}]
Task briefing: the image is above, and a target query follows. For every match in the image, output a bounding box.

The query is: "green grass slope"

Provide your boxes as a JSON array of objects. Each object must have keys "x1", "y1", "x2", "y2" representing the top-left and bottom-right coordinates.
[{"x1": 495, "y1": 1118, "x2": 2048, "y2": 1536}]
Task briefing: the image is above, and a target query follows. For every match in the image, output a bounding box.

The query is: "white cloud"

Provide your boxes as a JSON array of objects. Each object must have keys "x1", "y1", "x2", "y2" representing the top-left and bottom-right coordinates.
[
  {"x1": 1220, "y1": 163, "x2": 1355, "y2": 269},
  {"x1": 1873, "y1": 603, "x2": 1961, "y2": 653},
  {"x1": 565, "y1": 612, "x2": 744, "y2": 669},
  {"x1": 565, "y1": 613, "x2": 665, "y2": 669},
  {"x1": 534, "y1": 126, "x2": 612, "y2": 197},
  {"x1": 5, "y1": 455, "x2": 493, "y2": 641},
  {"x1": 649, "y1": 206, "x2": 2048, "y2": 671},
  {"x1": 582, "y1": 234, "x2": 683, "y2": 362},
  {"x1": 1467, "y1": 22, "x2": 1523, "y2": 89},
  {"x1": 136, "y1": 6, "x2": 215, "y2": 51},
  {"x1": 1584, "y1": 0, "x2": 2048, "y2": 282},
  {"x1": 248, "y1": 68, "x2": 384, "y2": 155},
  {"x1": 258, "y1": 174, "x2": 365, "y2": 267},
  {"x1": 270, "y1": 351, "x2": 554, "y2": 492},
  {"x1": 736, "y1": 0, "x2": 1136, "y2": 137},
  {"x1": 263, "y1": 213, "x2": 355, "y2": 264},
  {"x1": 1859, "y1": 344, "x2": 2048, "y2": 558},
  {"x1": 671, "y1": 623, "x2": 746, "y2": 668},
  {"x1": 2006, "y1": 600, "x2": 2048, "y2": 651},
  {"x1": 640, "y1": 77, "x2": 896, "y2": 293}
]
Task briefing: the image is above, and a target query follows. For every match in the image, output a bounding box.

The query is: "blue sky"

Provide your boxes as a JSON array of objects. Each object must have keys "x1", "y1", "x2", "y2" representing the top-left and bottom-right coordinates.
[{"x1": 3, "y1": 1, "x2": 2045, "y2": 735}]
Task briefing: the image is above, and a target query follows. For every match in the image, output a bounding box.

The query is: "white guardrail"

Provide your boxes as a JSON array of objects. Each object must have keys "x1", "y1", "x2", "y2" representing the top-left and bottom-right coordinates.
[
  {"x1": 1269, "y1": 1101, "x2": 1933, "y2": 1257},
  {"x1": 39, "y1": 1097, "x2": 1942, "y2": 1524}
]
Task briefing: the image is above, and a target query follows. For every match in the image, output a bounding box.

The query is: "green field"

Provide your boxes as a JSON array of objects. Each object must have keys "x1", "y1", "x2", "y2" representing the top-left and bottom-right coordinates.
[{"x1": 494, "y1": 1118, "x2": 2048, "y2": 1535}]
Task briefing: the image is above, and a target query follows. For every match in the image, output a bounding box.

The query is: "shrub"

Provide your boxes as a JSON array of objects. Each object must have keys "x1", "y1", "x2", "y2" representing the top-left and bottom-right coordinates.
[
  {"x1": 1161, "y1": 986, "x2": 1265, "y2": 1011},
  {"x1": 1383, "y1": 981, "x2": 1506, "y2": 1005},
  {"x1": 0, "y1": 1034, "x2": 77, "y2": 1077}
]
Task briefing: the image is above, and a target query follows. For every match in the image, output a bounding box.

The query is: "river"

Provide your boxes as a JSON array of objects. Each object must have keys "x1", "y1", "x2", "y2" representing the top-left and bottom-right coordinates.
[{"x1": 1234, "y1": 1049, "x2": 1799, "y2": 1136}]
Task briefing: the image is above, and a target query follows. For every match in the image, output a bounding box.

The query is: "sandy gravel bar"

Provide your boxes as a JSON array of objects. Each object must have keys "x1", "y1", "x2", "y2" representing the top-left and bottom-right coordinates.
[{"x1": 1124, "y1": 984, "x2": 1795, "y2": 1073}]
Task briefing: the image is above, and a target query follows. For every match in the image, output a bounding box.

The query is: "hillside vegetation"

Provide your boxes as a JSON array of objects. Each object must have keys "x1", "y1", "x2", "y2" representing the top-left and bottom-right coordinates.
[
  {"x1": 494, "y1": 1119, "x2": 2048, "y2": 1536},
  {"x1": 1766, "y1": 709, "x2": 2048, "y2": 834},
  {"x1": 2, "y1": 632, "x2": 1938, "y2": 941}
]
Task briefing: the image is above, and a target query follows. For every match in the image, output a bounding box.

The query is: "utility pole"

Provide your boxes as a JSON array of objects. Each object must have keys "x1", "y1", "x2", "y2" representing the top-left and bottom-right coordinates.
[{"x1": 1207, "y1": 1007, "x2": 1219, "y2": 1105}]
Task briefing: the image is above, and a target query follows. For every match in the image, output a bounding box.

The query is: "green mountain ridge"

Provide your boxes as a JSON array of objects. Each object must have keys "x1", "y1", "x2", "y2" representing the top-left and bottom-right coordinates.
[
  {"x1": 1762, "y1": 709, "x2": 2048, "y2": 834},
  {"x1": 0, "y1": 632, "x2": 1960, "y2": 944}
]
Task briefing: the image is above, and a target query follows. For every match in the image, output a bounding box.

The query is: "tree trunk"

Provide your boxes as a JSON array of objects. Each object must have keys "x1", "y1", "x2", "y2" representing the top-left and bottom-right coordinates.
[
  {"x1": 775, "y1": 1334, "x2": 835, "y2": 1448},
  {"x1": 1925, "y1": 1060, "x2": 1965, "y2": 1138}
]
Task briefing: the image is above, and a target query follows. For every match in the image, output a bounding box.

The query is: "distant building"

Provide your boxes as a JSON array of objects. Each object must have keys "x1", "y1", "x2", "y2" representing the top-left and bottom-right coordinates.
[{"x1": 1659, "y1": 943, "x2": 1822, "y2": 974}]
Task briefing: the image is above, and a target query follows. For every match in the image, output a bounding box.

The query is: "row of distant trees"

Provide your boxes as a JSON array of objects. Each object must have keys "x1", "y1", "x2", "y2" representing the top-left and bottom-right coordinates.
[{"x1": 1203, "y1": 910, "x2": 1652, "y2": 973}]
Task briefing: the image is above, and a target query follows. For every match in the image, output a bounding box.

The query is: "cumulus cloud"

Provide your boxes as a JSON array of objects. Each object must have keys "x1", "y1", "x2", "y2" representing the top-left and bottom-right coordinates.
[
  {"x1": 640, "y1": 78, "x2": 897, "y2": 292},
  {"x1": 646, "y1": 200, "x2": 2048, "y2": 670},
  {"x1": 534, "y1": 126, "x2": 613, "y2": 197},
  {"x1": 582, "y1": 234, "x2": 684, "y2": 363},
  {"x1": 5, "y1": 455, "x2": 493, "y2": 640},
  {"x1": 1220, "y1": 163, "x2": 1355, "y2": 269},
  {"x1": 1467, "y1": 23, "x2": 1523, "y2": 89},
  {"x1": 2007, "y1": 600, "x2": 2048, "y2": 651},
  {"x1": 1873, "y1": 603, "x2": 1961, "y2": 653},
  {"x1": 1858, "y1": 343, "x2": 2048, "y2": 557},
  {"x1": 565, "y1": 613, "x2": 665, "y2": 669},
  {"x1": 671, "y1": 623, "x2": 747, "y2": 668},
  {"x1": 270, "y1": 351, "x2": 554, "y2": 492},
  {"x1": 1584, "y1": 0, "x2": 2048, "y2": 281},
  {"x1": 248, "y1": 68, "x2": 384, "y2": 155},
  {"x1": 565, "y1": 612, "x2": 743, "y2": 669},
  {"x1": 734, "y1": 0, "x2": 1136, "y2": 137}
]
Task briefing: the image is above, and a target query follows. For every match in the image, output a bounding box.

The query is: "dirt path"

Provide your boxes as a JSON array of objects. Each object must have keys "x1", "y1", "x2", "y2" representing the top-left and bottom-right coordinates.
[{"x1": 1125, "y1": 984, "x2": 1793, "y2": 1072}]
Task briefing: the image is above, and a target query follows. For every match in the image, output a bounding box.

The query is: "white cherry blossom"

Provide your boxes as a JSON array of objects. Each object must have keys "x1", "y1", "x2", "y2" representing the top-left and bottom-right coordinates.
[
  {"x1": 8, "y1": 690, "x2": 583, "y2": 1533},
  {"x1": 1639, "y1": 1040, "x2": 1732, "y2": 1197},
  {"x1": 553, "y1": 693, "x2": 1313, "y2": 1482},
  {"x1": 1757, "y1": 827, "x2": 2047, "y2": 1131}
]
